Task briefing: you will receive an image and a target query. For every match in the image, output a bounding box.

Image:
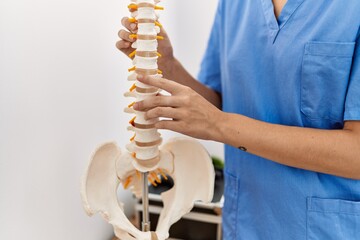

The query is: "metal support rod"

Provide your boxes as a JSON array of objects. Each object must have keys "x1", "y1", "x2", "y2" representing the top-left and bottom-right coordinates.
[{"x1": 141, "y1": 172, "x2": 150, "y2": 232}]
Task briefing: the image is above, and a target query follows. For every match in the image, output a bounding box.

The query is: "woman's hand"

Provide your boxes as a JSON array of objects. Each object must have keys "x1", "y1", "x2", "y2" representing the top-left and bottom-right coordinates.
[
  {"x1": 115, "y1": 17, "x2": 175, "y2": 78},
  {"x1": 133, "y1": 75, "x2": 224, "y2": 140}
]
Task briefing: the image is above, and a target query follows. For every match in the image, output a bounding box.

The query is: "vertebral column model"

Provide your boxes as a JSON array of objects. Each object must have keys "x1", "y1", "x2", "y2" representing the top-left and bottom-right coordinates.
[
  {"x1": 125, "y1": 0, "x2": 165, "y2": 183},
  {"x1": 81, "y1": 1, "x2": 215, "y2": 240},
  {"x1": 126, "y1": 0, "x2": 165, "y2": 233}
]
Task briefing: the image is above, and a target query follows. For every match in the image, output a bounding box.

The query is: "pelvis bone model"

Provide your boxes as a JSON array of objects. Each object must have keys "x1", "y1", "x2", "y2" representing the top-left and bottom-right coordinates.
[{"x1": 81, "y1": 0, "x2": 215, "y2": 240}]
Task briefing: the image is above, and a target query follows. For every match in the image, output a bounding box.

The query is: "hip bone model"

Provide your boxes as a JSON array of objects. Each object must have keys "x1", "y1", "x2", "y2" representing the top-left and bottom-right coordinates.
[{"x1": 81, "y1": 1, "x2": 215, "y2": 239}]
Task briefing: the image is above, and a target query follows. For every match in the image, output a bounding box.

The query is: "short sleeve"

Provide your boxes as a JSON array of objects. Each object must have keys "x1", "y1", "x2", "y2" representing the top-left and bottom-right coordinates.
[
  {"x1": 197, "y1": 0, "x2": 222, "y2": 94},
  {"x1": 344, "y1": 33, "x2": 360, "y2": 121}
]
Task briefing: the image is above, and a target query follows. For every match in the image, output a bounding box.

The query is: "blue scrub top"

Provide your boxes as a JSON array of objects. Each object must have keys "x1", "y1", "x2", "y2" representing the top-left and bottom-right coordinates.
[{"x1": 198, "y1": 0, "x2": 360, "y2": 239}]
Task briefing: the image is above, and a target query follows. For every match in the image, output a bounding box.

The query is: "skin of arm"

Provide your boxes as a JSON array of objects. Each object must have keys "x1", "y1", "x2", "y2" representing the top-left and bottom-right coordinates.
[
  {"x1": 217, "y1": 114, "x2": 360, "y2": 180},
  {"x1": 117, "y1": 18, "x2": 360, "y2": 180}
]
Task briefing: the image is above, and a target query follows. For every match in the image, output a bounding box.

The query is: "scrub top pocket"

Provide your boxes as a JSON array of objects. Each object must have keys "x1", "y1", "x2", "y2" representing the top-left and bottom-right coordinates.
[
  {"x1": 300, "y1": 41, "x2": 355, "y2": 129},
  {"x1": 307, "y1": 197, "x2": 360, "y2": 240}
]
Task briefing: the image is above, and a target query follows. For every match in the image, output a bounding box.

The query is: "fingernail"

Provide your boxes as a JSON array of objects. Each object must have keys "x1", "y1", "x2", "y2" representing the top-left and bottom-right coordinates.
[
  {"x1": 137, "y1": 74, "x2": 144, "y2": 80},
  {"x1": 130, "y1": 23, "x2": 136, "y2": 30}
]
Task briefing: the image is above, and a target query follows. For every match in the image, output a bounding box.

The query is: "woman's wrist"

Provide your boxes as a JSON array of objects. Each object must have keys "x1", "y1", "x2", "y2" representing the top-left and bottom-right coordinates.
[
  {"x1": 159, "y1": 55, "x2": 177, "y2": 79},
  {"x1": 209, "y1": 110, "x2": 229, "y2": 143}
]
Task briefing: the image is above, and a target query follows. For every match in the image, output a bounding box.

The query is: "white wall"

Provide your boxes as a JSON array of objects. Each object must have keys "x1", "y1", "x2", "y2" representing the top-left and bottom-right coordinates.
[{"x1": 0, "y1": 0, "x2": 221, "y2": 239}]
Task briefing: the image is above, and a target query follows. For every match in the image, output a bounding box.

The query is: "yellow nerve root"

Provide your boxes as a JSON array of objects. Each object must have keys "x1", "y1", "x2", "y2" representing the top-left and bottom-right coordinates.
[
  {"x1": 129, "y1": 116, "x2": 136, "y2": 126},
  {"x1": 148, "y1": 177, "x2": 158, "y2": 187},
  {"x1": 129, "y1": 34, "x2": 137, "y2": 39},
  {"x1": 128, "y1": 4, "x2": 138, "y2": 10},
  {"x1": 128, "y1": 4, "x2": 163, "y2": 11},
  {"x1": 128, "y1": 66, "x2": 136, "y2": 72},
  {"x1": 128, "y1": 102, "x2": 135, "y2": 108},
  {"x1": 155, "y1": 6, "x2": 164, "y2": 10},
  {"x1": 123, "y1": 176, "x2": 132, "y2": 189},
  {"x1": 158, "y1": 169, "x2": 168, "y2": 181},
  {"x1": 136, "y1": 170, "x2": 141, "y2": 179},
  {"x1": 151, "y1": 172, "x2": 161, "y2": 184},
  {"x1": 129, "y1": 50, "x2": 136, "y2": 58},
  {"x1": 129, "y1": 83, "x2": 136, "y2": 92},
  {"x1": 130, "y1": 133, "x2": 136, "y2": 142}
]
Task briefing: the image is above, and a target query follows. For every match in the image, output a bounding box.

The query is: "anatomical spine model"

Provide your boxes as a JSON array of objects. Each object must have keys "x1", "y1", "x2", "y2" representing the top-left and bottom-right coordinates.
[{"x1": 81, "y1": 1, "x2": 215, "y2": 239}]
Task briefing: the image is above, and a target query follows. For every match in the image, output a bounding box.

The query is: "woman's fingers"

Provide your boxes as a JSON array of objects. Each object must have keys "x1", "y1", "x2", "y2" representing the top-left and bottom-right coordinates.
[
  {"x1": 115, "y1": 40, "x2": 135, "y2": 56},
  {"x1": 121, "y1": 17, "x2": 137, "y2": 33},
  {"x1": 137, "y1": 75, "x2": 185, "y2": 94},
  {"x1": 134, "y1": 95, "x2": 183, "y2": 111},
  {"x1": 155, "y1": 120, "x2": 182, "y2": 132},
  {"x1": 116, "y1": 40, "x2": 131, "y2": 50},
  {"x1": 116, "y1": 28, "x2": 136, "y2": 56},
  {"x1": 145, "y1": 107, "x2": 182, "y2": 120},
  {"x1": 116, "y1": 17, "x2": 137, "y2": 56},
  {"x1": 118, "y1": 29, "x2": 136, "y2": 42}
]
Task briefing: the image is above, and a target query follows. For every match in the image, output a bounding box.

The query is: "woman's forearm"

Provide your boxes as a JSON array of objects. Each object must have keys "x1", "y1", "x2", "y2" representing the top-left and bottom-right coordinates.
[{"x1": 214, "y1": 113, "x2": 360, "y2": 179}]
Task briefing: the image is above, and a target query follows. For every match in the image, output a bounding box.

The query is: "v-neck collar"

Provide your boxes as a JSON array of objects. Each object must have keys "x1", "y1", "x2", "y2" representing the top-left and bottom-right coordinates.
[{"x1": 261, "y1": 0, "x2": 305, "y2": 31}]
